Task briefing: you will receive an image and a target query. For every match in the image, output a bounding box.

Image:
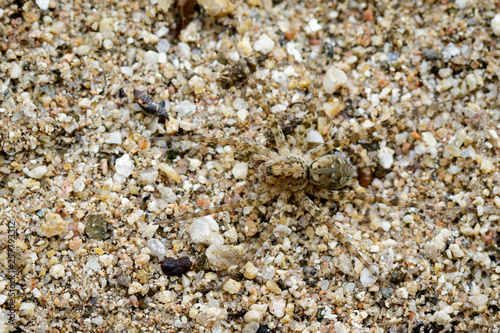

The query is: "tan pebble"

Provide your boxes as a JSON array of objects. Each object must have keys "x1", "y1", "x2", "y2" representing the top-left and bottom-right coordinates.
[
  {"x1": 244, "y1": 219, "x2": 258, "y2": 237},
  {"x1": 223, "y1": 279, "x2": 242, "y2": 294},
  {"x1": 244, "y1": 262, "x2": 258, "y2": 280},
  {"x1": 266, "y1": 280, "x2": 281, "y2": 294},
  {"x1": 159, "y1": 164, "x2": 181, "y2": 183},
  {"x1": 135, "y1": 254, "x2": 151, "y2": 266},
  {"x1": 68, "y1": 237, "x2": 82, "y2": 251}
]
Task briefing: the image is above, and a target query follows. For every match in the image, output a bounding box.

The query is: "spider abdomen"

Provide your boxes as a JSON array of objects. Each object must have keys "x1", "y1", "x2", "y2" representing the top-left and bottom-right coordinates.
[
  {"x1": 309, "y1": 155, "x2": 356, "y2": 189},
  {"x1": 262, "y1": 154, "x2": 309, "y2": 191}
]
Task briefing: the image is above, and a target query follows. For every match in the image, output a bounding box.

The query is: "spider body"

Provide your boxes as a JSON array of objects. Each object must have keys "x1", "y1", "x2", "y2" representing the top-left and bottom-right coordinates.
[{"x1": 152, "y1": 38, "x2": 471, "y2": 290}]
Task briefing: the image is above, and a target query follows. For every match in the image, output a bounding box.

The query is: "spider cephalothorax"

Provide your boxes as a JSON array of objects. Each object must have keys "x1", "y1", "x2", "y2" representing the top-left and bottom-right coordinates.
[{"x1": 151, "y1": 38, "x2": 471, "y2": 290}]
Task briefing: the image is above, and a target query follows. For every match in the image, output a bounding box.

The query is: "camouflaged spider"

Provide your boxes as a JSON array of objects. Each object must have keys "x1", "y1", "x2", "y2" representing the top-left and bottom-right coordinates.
[{"x1": 151, "y1": 39, "x2": 471, "y2": 290}]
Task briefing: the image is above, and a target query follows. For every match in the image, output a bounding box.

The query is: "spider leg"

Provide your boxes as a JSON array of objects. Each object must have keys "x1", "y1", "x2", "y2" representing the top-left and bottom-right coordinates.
[
  {"x1": 295, "y1": 191, "x2": 394, "y2": 288},
  {"x1": 217, "y1": 191, "x2": 291, "y2": 291},
  {"x1": 295, "y1": 75, "x2": 321, "y2": 151},
  {"x1": 310, "y1": 188, "x2": 475, "y2": 212},
  {"x1": 155, "y1": 192, "x2": 277, "y2": 225},
  {"x1": 151, "y1": 135, "x2": 277, "y2": 158},
  {"x1": 232, "y1": 39, "x2": 287, "y2": 153},
  {"x1": 308, "y1": 100, "x2": 453, "y2": 160}
]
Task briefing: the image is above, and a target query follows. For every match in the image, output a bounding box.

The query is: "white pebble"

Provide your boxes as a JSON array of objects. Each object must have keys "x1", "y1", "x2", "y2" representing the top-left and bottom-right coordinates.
[
  {"x1": 233, "y1": 97, "x2": 249, "y2": 110},
  {"x1": 232, "y1": 162, "x2": 248, "y2": 179},
  {"x1": 156, "y1": 290, "x2": 174, "y2": 303},
  {"x1": 104, "y1": 131, "x2": 122, "y2": 144},
  {"x1": 306, "y1": 130, "x2": 324, "y2": 143},
  {"x1": 491, "y1": 13, "x2": 500, "y2": 37},
  {"x1": 49, "y1": 264, "x2": 65, "y2": 279},
  {"x1": 36, "y1": 0, "x2": 49, "y2": 10},
  {"x1": 115, "y1": 154, "x2": 134, "y2": 177},
  {"x1": 120, "y1": 66, "x2": 133, "y2": 76},
  {"x1": 9, "y1": 63, "x2": 22, "y2": 79},
  {"x1": 480, "y1": 159, "x2": 494, "y2": 173},
  {"x1": 431, "y1": 310, "x2": 452, "y2": 325},
  {"x1": 269, "y1": 298, "x2": 286, "y2": 318},
  {"x1": 378, "y1": 146, "x2": 395, "y2": 169},
  {"x1": 206, "y1": 244, "x2": 243, "y2": 271},
  {"x1": 422, "y1": 132, "x2": 437, "y2": 147},
  {"x1": 19, "y1": 303, "x2": 36, "y2": 317},
  {"x1": 449, "y1": 244, "x2": 465, "y2": 258},
  {"x1": 308, "y1": 18, "x2": 322, "y2": 32},
  {"x1": 323, "y1": 66, "x2": 348, "y2": 94},
  {"x1": 253, "y1": 34, "x2": 275, "y2": 54},
  {"x1": 469, "y1": 292, "x2": 488, "y2": 309},
  {"x1": 86, "y1": 259, "x2": 101, "y2": 272},
  {"x1": 144, "y1": 51, "x2": 159, "y2": 65},
  {"x1": 173, "y1": 100, "x2": 196, "y2": 117},
  {"x1": 73, "y1": 177, "x2": 85, "y2": 192},
  {"x1": 188, "y1": 216, "x2": 224, "y2": 245},
  {"x1": 442, "y1": 43, "x2": 460, "y2": 61},
  {"x1": 237, "y1": 109, "x2": 248, "y2": 123},
  {"x1": 178, "y1": 42, "x2": 191, "y2": 58},
  {"x1": 360, "y1": 267, "x2": 378, "y2": 287},
  {"x1": 92, "y1": 316, "x2": 104, "y2": 326},
  {"x1": 23, "y1": 165, "x2": 48, "y2": 179},
  {"x1": 147, "y1": 238, "x2": 165, "y2": 259}
]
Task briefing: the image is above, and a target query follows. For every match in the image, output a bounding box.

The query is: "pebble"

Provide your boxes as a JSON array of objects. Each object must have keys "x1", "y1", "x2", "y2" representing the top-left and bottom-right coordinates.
[
  {"x1": 205, "y1": 244, "x2": 244, "y2": 271},
  {"x1": 35, "y1": 0, "x2": 49, "y2": 10},
  {"x1": 128, "y1": 282, "x2": 143, "y2": 295},
  {"x1": 232, "y1": 162, "x2": 248, "y2": 179},
  {"x1": 159, "y1": 164, "x2": 181, "y2": 183},
  {"x1": 37, "y1": 213, "x2": 68, "y2": 237},
  {"x1": 269, "y1": 298, "x2": 286, "y2": 318},
  {"x1": 197, "y1": 0, "x2": 234, "y2": 18},
  {"x1": 23, "y1": 165, "x2": 48, "y2": 179},
  {"x1": 155, "y1": 290, "x2": 175, "y2": 304},
  {"x1": 244, "y1": 304, "x2": 268, "y2": 323},
  {"x1": 19, "y1": 303, "x2": 36, "y2": 317},
  {"x1": 222, "y1": 279, "x2": 241, "y2": 294},
  {"x1": 114, "y1": 153, "x2": 134, "y2": 181},
  {"x1": 323, "y1": 66, "x2": 347, "y2": 94},
  {"x1": 480, "y1": 159, "x2": 494, "y2": 173},
  {"x1": 377, "y1": 146, "x2": 395, "y2": 169},
  {"x1": 360, "y1": 267, "x2": 378, "y2": 287},
  {"x1": 442, "y1": 43, "x2": 460, "y2": 61},
  {"x1": 306, "y1": 130, "x2": 324, "y2": 143},
  {"x1": 253, "y1": 34, "x2": 275, "y2": 54},
  {"x1": 49, "y1": 264, "x2": 65, "y2": 279},
  {"x1": 173, "y1": 100, "x2": 196, "y2": 117},
  {"x1": 147, "y1": 238, "x2": 165, "y2": 259},
  {"x1": 244, "y1": 262, "x2": 259, "y2": 280},
  {"x1": 161, "y1": 257, "x2": 192, "y2": 276},
  {"x1": 85, "y1": 214, "x2": 108, "y2": 239},
  {"x1": 188, "y1": 216, "x2": 224, "y2": 245},
  {"x1": 135, "y1": 254, "x2": 150, "y2": 266},
  {"x1": 104, "y1": 131, "x2": 122, "y2": 144},
  {"x1": 492, "y1": 14, "x2": 500, "y2": 37},
  {"x1": 422, "y1": 48, "x2": 439, "y2": 60}
]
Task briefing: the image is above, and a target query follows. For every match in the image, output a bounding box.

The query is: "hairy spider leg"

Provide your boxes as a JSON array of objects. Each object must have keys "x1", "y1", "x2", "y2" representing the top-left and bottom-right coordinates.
[
  {"x1": 310, "y1": 188, "x2": 475, "y2": 212},
  {"x1": 309, "y1": 100, "x2": 453, "y2": 160},
  {"x1": 295, "y1": 75, "x2": 321, "y2": 151},
  {"x1": 232, "y1": 39, "x2": 287, "y2": 153},
  {"x1": 155, "y1": 192, "x2": 276, "y2": 225},
  {"x1": 217, "y1": 191, "x2": 290, "y2": 291},
  {"x1": 296, "y1": 191, "x2": 394, "y2": 287},
  {"x1": 150, "y1": 135, "x2": 277, "y2": 158}
]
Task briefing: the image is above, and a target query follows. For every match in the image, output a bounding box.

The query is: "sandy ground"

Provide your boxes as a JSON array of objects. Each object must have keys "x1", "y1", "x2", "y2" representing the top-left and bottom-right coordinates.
[{"x1": 1, "y1": 0, "x2": 500, "y2": 332}]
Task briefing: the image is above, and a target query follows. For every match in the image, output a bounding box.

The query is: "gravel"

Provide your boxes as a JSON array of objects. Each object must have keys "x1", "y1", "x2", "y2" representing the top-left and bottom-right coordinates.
[{"x1": 1, "y1": 0, "x2": 499, "y2": 332}]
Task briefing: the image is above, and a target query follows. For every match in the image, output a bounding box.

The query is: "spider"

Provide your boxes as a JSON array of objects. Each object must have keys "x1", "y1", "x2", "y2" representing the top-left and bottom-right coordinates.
[{"x1": 151, "y1": 39, "x2": 471, "y2": 290}]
